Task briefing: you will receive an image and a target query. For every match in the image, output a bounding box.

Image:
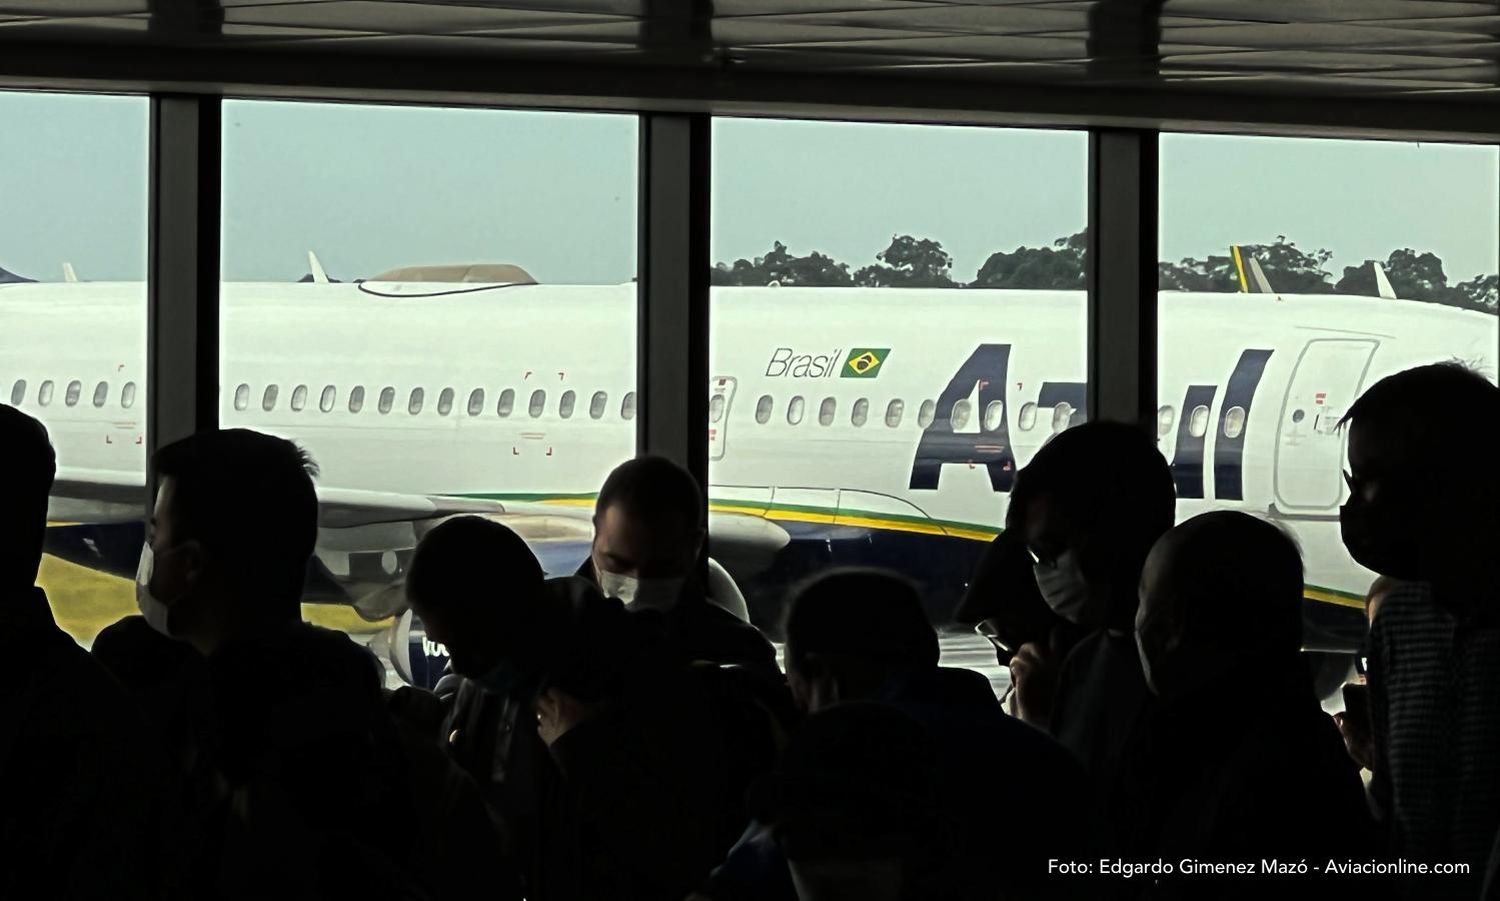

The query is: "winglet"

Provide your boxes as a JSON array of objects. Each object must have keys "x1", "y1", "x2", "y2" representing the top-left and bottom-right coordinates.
[
  {"x1": 1373, "y1": 261, "x2": 1398, "y2": 299},
  {"x1": 62, "y1": 262, "x2": 78, "y2": 283},
  {"x1": 1231, "y1": 245, "x2": 1275, "y2": 294},
  {"x1": 307, "y1": 251, "x2": 329, "y2": 284}
]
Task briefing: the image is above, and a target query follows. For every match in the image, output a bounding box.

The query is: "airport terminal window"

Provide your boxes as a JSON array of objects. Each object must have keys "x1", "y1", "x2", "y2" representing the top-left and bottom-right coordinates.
[
  {"x1": 408, "y1": 388, "x2": 425, "y2": 415},
  {"x1": 320, "y1": 385, "x2": 337, "y2": 413},
  {"x1": 885, "y1": 399, "x2": 904, "y2": 428},
  {"x1": 918, "y1": 400, "x2": 936, "y2": 429},
  {"x1": 755, "y1": 394, "x2": 773, "y2": 424},
  {"x1": 1160, "y1": 134, "x2": 1498, "y2": 665},
  {"x1": 621, "y1": 391, "x2": 637, "y2": 421},
  {"x1": 1017, "y1": 402, "x2": 1037, "y2": 431},
  {"x1": 378, "y1": 387, "x2": 395, "y2": 415},
  {"x1": 529, "y1": 390, "x2": 546, "y2": 418},
  {"x1": 437, "y1": 387, "x2": 455, "y2": 416},
  {"x1": 349, "y1": 386, "x2": 366, "y2": 413},
  {"x1": 851, "y1": 398, "x2": 869, "y2": 427},
  {"x1": 262, "y1": 385, "x2": 279, "y2": 411},
  {"x1": 787, "y1": 396, "x2": 806, "y2": 425},
  {"x1": 291, "y1": 384, "x2": 308, "y2": 412},
  {"x1": 497, "y1": 388, "x2": 515, "y2": 418},
  {"x1": 234, "y1": 383, "x2": 250, "y2": 411},
  {"x1": 121, "y1": 381, "x2": 137, "y2": 409},
  {"x1": 590, "y1": 391, "x2": 608, "y2": 420},
  {"x1": 467, "y1": 388, "x2": 485, "y2": 416},
  {"x1": 559, "y1": 390, "x2": 576, "y2": 419},
  {"x1": 5, "y1": 91, "x2": 149, "y2": 647}
]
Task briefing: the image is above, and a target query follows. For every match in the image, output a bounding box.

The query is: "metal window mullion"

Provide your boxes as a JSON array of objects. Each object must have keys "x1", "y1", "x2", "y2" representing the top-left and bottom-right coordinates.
[
  {"x1": 1087, "y1": 129, "x2": 1158, "y2": 428},
  {"x1": 147, "y1": 94, "x2": 221, "y2": 505},
  {"x1": 636, "y1": 113, "x2": 711, "y2": 495}
]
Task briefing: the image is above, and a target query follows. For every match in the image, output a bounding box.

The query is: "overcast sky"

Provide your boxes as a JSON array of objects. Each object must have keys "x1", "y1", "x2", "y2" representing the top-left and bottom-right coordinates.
[{"x1": 2, "y1": 91, "x2": 1496, "y2": 285}]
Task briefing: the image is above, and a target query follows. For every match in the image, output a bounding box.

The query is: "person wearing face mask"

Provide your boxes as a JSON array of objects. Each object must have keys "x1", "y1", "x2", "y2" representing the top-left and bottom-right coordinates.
[
  {"x1": 1004, "y1": 422, "x2": 1174, "y2": 829},
  {"x1": 580, "y1": 456, "x2": 779, "y2": 680},
  {"x1": 1339, "y1": 363, "x2": 1500, "y2": 899},
  {"x1": 0, "y1": 405, "x2": 162, "y2": 898},
  {"x1": 1122, "y1": 512, "x2": 1375, "y2": 899}
]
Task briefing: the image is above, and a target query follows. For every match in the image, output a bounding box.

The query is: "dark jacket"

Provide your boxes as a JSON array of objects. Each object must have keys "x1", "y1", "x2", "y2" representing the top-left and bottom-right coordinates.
[
  {"x1": 2, "y1": 588, "x2": 160, "y2": 900},
  {"x1": 439, "y1": 579, "x2": 760, "y2": 901},
  {"x1": 576, "y1": 560, "x2": 781, "y2": 681},
  {"x1": 1114, "y1": 665, "x2": 1377, "y2": 901}
]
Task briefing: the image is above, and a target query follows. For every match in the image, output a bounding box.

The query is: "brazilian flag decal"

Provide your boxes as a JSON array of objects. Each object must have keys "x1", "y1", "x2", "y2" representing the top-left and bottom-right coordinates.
[{"x1": 842, "y1": 348, "x2": 890, "y2": 378}]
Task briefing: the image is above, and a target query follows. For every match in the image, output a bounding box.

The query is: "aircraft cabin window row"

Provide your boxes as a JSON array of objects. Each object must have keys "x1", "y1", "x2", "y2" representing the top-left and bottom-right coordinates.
[
  {"x1": 8, "y1": 378, "x2": 137, "y2": 410},
  {"x1": 229, "y1": 383, "x2": 639, "y2": 423},
  {"x1": 747, "y1": 394, "x2": 1076, "y2": 433}
]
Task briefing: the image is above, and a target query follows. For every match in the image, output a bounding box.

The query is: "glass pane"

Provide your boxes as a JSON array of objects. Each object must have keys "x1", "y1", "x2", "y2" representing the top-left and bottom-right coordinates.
[
  {"x1": 263, "y1": 385, "x2": 279, "y2": 411},
  {"x1": 291, "y1": 384, "x2": 308, "y2": 412},
  {"x1": 755, "y1": 394, "x2": 773, "y2": 424},
  {"x1": 590, "y1": 390, "x2": 607, "y2": 420},
  {"x1": 320, "y1": 385, "x2": 337, "y2": 413},
  {"x1": 1160, "y1": 133, "x2": 1500, "y2": 663},
  {"x1": 621, "y1": 391, "x2": 637, "y2": 421},
  {"x1": 234, "y1": 383, "x2": 250, "y2": 411},
  {"x1": 349, "y1": 386, "x2": 366, "y2": 413},
  {"x1": 1, "y1": 91, "x2": 148, "y2": 646},
  {"x1": 220, "y1": 101, "x2": 637, "y2": 665},
  {"x1": 710, "y1": 116, "x2": 1088, "y2": 692}
]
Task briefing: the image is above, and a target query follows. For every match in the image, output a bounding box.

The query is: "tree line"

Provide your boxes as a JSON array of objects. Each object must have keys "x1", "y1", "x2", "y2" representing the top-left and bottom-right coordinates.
[{"x1": 712, "y1": 233, "x2": 1500, "y2": 314}]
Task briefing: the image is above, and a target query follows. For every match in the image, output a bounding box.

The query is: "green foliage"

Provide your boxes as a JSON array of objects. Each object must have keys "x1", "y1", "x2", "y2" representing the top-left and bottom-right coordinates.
[
  {"x1": 854, "y1": 235, "x2": 957, "y2": 288},
  {"x1": 972, "y1": 232, "x2": 1086, "y2": 289}
]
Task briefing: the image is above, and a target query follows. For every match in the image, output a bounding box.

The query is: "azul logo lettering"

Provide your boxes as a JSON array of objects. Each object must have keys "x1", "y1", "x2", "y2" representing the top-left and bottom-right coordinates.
[
  {"x1": 422, "y1": 637, "x2": 450, "y2": 659},
  {"x1": 766, "y1": 347, "x2": 843, "y2": 379}
]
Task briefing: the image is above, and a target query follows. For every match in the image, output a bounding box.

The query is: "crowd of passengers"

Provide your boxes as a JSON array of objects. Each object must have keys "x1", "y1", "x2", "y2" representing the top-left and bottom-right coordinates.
[{"x1": 1, "y1": 361, "x2": 1498, "y2": 900}]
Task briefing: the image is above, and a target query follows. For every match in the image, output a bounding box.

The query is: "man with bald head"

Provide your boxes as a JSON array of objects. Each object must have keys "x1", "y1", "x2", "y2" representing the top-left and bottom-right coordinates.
[{"x1": 1121, "y1": 511, "x2": 1374, "y2": 892}]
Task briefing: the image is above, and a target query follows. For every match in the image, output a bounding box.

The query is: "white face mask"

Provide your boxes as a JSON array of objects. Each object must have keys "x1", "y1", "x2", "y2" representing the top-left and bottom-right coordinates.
[
  {"x1": 134, "y1": 542, "x2": 173, "y2": 636},
  {"x1": 1033, "y1": 550, "x2": 1104, "y2": 627},
  {"x1": 597, "y1": 566, "x2": 685, "y2": 612},
  {"x1": 788, "y1": 858, "x2": 903, "y2": 901}
]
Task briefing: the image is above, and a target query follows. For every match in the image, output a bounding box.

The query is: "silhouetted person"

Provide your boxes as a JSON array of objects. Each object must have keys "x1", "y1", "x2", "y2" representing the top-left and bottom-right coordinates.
[
  {"x1": 748, "y1": 703, "x2": 942, "y2": 901},
  {"x1": 580, "y1": 456, "x2": 778, "y2": 678},
  {"x1": 709, "y1": 568, "x2": 1097, "y2": 900},
  {"x1": 0, "y1": 405, "x2": 159, "y2": 899},
  {"x1": 1122, "y1": 512, "x2": 1374, "y2": 898},
  {"x1": 955, "y1": 529, "x2": 1082, "y2": 714},
  {"x1": 1333, "y1": 575, "x2": 1399, "y2": 773},
  {"x1": 136, "y1": 429, "x2": 483, "y2": 900},
  {"x1": 1340, "y1": 363, "x2": 1500, "y2": 898},
  {"x1": 411, "y1": 516, "x2": 758, "y2": 901},
  {"x1": 1005, "y1": 422, "x2": 1173, "y2": 823}
]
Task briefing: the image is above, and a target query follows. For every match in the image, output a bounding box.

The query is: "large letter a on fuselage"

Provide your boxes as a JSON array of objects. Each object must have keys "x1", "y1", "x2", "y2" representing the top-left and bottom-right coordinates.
[{"x1": 909, "y1": 343, "x2": 1017, "y2": 492}]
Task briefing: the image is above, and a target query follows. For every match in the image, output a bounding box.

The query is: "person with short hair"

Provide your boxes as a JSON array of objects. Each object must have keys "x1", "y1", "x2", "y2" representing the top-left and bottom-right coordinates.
[
  {"x1": 0, "y1": 405, "x2": 160, "y2": 899},
  {"x1": 582, "y1": 456, "x2": 778, "y2": 678},
  {"x1": 1124, "y1": 511, "x2": 1375, "y2": 896},
  {"x1": 1340, "y1": 363, "x2": 1500, "y2": 898}
]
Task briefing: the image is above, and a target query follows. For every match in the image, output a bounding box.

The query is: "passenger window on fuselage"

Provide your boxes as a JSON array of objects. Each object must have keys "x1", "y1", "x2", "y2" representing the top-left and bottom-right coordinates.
[
  {"x1": 951, "y1": 398, "x2": 972, "y2": 430},
  {"x1": 885, "y1": 399, "x2": 904, "y2": 428},
  {"x1": 1223, "y1": 405, "x2": 1247, "y2": 439},
  {"x1": 39, "y1": 380, "x2": 55, "y2": 406},
  {"x1": 467, "y1": 388, "x2": 485, "y2": 416},
  {"x1": 590, "y1": 391, "x2": 608, "y2": 420},
  {"x1": 233, "y1": 383, "x2": 250, "y2": 411},
  {"x1": 121, "y1": 381, "x2": 137, "y2": 410},
  {"x1": 787, "y1": 395, "x2": 806, "y2": 425},
  {"x1": 755, "y1": 394, "x2": 773, "y2": 424},
  {"x1": 93, "y1": 381, "x2": 109, "y2": 408},
  {"x1": 9, "y1": 379, "x2": 25, "y2": 406},
  {"x1": 409, "y1": 388, "x2": 425, "y2": 415},
  {"x1": 852, "y1": 398, "x2": 869, "y2": 427},
  {"x1": 437, "y1": 387, "x2": 455, "y2": 416},
  {"x1": 559, "y1": 390, "x2": 576, "y2": 419},
  {"x1": 983, "y1": 400, "x2": 1004, "y2": 432},
  {"x1": 621, "y1": 391, "x2": 637, "y2": 421},
  {"x1": 378, "y1": 387, "x2": 395, "y2": 415},
  {"x1": 320, "y1": 385, "x2": 337, "y2": 413},
  {"x1": 710, "y1": 393, "x2": 727, "y2": 423},
  {"x1": 529, "y1": 389, "x2": 546, "y2": 418},
  {"x1": 349, "y1": 386, "x2": 366, "y2": 413},
  {"x1": 497, "y1": 388, "x2": 515, "y2": 417},
  {"x1": 262, "y1": 385, "x2": 279, "y2": 411},
  {"x1": 1188, "y1": 404, "x2": 1210, "y2": 438},
  {"x1": 1017, "y1": 401, "x2": 1038, "y2": 431},
  {"x1": 818, "y1": 397, "x2": 836, "y2": 426},
  {"x1": 1052, "y1": 402, "x2": 1074, "y2": 432},
  {"x1": 65, "y1": 379, "x2": 82, "y2": 407},
  {"x1": 1157, "y1": 405, "x2": 1176, "y2": 439},
  {"x1": 291, "y1": 384, "x2": 308, "y2": 412},
  {"x1": 917, "y1": 399, "x2": 936, "y2": 429}
]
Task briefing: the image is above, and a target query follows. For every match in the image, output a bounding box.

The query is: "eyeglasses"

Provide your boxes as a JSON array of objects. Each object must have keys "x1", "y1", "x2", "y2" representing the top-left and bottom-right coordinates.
[{"x1": 974, "y1": 618, "x2": 1013, "y2": 654}]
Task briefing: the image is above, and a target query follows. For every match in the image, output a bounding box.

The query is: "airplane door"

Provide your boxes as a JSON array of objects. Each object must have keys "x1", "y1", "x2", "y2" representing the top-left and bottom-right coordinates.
[
  {"x1": 709, "y1": 376, "x2": 737, "y2": 461},
  {"x1": 1273, "y1": 338, "x2": 1378, "y2": 511}
]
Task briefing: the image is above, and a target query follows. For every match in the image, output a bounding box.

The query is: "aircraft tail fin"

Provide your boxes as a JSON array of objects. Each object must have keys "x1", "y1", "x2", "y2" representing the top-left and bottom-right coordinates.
[
  {"x1": 1373, "y1": 260, "x2": 1398, "y2": 299},
  {"x1": 1231, "y1": 245, "x2": 1276, "y2": 294},
  {"x1": 62, "y1": 262, "x2": 78, "y2": 283},
  {"x1": 308, "y1": 251, "x2": 329, "y2": 284}
]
